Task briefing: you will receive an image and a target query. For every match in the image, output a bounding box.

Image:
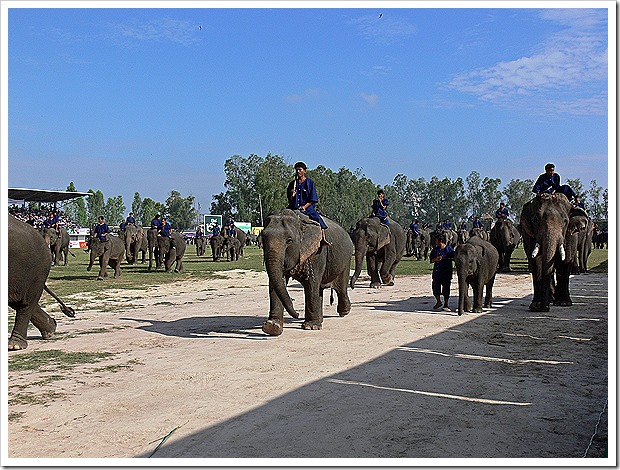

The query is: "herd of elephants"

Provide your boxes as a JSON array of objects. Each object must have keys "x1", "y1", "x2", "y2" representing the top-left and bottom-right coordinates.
[{"x1": 8, "y1": 192, "x2": 603, "y2": 349}]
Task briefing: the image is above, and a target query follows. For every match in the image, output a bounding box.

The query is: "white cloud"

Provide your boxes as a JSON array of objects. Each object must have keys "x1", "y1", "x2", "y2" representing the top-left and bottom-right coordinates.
[
  {"x1": 445, "y1": 9, "x2": 608, "y2": 116},
  {"x1": 361, "y1": 93, "x2": 379, "y2": 107}
]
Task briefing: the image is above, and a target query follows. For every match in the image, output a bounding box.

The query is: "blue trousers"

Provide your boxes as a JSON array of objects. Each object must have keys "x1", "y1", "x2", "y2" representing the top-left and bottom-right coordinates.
[{"x1": 301, "y1": 205, "x2": 327, "y2": 229}]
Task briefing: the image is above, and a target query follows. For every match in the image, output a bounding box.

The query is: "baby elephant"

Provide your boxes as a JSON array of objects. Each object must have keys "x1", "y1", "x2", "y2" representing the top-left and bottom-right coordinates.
[{"x1": 455, "y1": 236, "x2": 499, "y2": 315}]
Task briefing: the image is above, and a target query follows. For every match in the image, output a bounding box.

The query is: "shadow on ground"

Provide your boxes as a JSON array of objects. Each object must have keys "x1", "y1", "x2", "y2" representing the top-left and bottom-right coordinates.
[{"x1": 137, "y1": 274, "x2": 608, "y2": 459}]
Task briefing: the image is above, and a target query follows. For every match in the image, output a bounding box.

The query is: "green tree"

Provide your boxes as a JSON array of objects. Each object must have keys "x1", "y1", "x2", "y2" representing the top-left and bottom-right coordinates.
[
  {"x1": 210, "y1": 192, "x2": 233, "y2": 220},
  {"x1": 223, "y1": 154, "x2": 262, "y2": 223},
  {"x1": 131, "y1": 192, "x2": 143, "y2": 225},
  {"x1": 586, "y1": 179, "x2": 605, "y2": 223},
  {"x1": 64, "y1": 181, "x2": 88, "y2": 226},
  {"x1": 502, "y1": 178, "x2": 534, "y2": 219},
  {"x1": 565, "y1": 178, "x2": 584, "y2": 199},
  {"x1": 422, "y1": 176, "x2": 466, "y2": 225},
  {"x1": 254, "y1": 153, "x2": 292, "y2": 225},
  {"x1": 104, "y1": 195, "x2": 126, "y2": 226},
  {"x1": 86, "y1": 189, "x2": 105, "y2": 225},
  {"x1": 141, "y1": 198, "x2": 165, "y2": 227},
  {"x1": 165, "y1": 190, "x2": 197, "y2": 231}
]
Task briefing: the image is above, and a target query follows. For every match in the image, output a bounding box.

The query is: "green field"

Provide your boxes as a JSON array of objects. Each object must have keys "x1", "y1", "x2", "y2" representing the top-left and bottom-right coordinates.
[{"x1": 42, "y1": 243, "x2": 608, "y2": 300}]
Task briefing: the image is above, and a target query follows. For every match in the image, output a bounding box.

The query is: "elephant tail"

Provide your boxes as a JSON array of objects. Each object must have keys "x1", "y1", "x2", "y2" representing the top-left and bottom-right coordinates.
[
  {"x1": 43, "y1": 284, "x2": 76, "y2": 318},
  {"x1": 330, "y1": 288, "x2": 335, "y2": 306}
]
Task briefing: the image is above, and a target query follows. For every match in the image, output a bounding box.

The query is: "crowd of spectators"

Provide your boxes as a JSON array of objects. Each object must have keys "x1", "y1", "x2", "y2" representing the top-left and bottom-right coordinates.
[{"x1": 8, "y1": 204, "x2": 82, "y2": 230}]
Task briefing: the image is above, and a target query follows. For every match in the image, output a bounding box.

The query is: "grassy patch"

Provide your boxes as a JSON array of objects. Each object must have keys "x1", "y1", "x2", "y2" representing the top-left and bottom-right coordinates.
[
  {"x1": 8, "y1": 350, "x2": 115, "y2": 373},
  {"x1": 8, "y1": 411, "x2": 25, "y2": 422},
  {"x1": 9, "y1": 390, "x2": 65, "y2": 406}
]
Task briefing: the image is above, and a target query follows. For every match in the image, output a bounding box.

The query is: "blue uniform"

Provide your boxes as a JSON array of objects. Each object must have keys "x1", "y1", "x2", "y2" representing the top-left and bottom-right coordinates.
[
  {"x1": 473, "y1": 219, "x2": 483, "y2": 229},
  {"x1": 410, "y1": 222, "x2": 419, "y2": 235},
  {"x1": 372, "y1": 198, "x2": 389, "y2": 225},
  {"x1": 160, "y1": 222, "x2": 172, "y2": 237},
  {"x1": 287, "y1": 177, "x2": 328, "y2": 230},
  {"x1": 126, "y1": 216, "x2": 136, "y2": 225},
  {"x1": 533, "y1": 172, "x2": 575, "y2": 199},
  {"x1": 151, "y1": 218, "x2": 162, "y2": 230},
  {"x1": 227, "y1": 226, "x2": 237, "y2": 237},
  {"x1": 431, "y1": 245, "x2": 455, "y2": 297},
  {"x1": 94, "y1": 223, "x2": 111, "y2": 242},
  {"x1": 212, "y1": 225, "x2": 221, "y2": 236},
  {"x1": 496, "y1": 207, "x2": 509, "y2": 219}
]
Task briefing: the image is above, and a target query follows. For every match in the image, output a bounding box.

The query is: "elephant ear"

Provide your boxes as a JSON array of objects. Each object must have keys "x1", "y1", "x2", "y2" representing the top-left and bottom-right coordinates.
[
  {"x1": 299, "y1": 218, "x2": 322, "y2": 266},
  {"x1": 567, "y1": 207, "x2": 589, "y2": 236},
  {"x1": 375, "y1": 224, "x2": 391, "y2": 251},
  {"x1": 519, "y1": 199, "x2": 535, "y2": 239}
]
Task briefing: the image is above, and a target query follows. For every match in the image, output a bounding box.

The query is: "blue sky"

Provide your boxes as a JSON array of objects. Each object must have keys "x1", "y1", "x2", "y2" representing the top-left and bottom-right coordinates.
[{"x1": 5, "y1": 2, "x2": 613, "y2": 215}]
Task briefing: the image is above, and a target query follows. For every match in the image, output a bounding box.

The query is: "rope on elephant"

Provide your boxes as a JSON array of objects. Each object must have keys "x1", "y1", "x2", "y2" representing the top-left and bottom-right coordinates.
[
  {"x1": 582, "y1": 398, "x2": 607, "y2": 457},
  {"x1": 148, "y1": 419, "x2": 190, "y2": 457}
]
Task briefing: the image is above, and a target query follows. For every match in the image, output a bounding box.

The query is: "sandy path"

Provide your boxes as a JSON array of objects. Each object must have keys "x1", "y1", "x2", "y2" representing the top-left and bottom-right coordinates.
[{"x1": 7, "y1": 270, "x2": 609, "y2": 461}]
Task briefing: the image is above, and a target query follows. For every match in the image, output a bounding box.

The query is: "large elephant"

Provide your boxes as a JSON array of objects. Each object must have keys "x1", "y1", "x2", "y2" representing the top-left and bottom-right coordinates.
[
  {"x1": 457, "y1": 229, "x2": 470, "y2": 245},
  {"x1": 489, "y1": 219, "x2": 521, "y2": 272},
  {"x1": 223, "y1": 227, "x2": 247, "y2": 257},
  {"x1": 157, "y1": 232, "x2": 187, "y2": 272},
  {"x1": 469, "y1": 227, "x2": 489, "y2": 241},
  {"x1": 405, "y1": 229, "x2": 430, "y2": 260},
  {"x1": 121, "y1": 224, "x2": 146, "y2": 265},
  {"x1": 222, "y1": 237, "x2": 241, "y2": 261},
  {"x1": 455, "y1": 237, "x2": 499, "y2": 315},
  {"x1": 520, "y1": 193, "x2": 589, "y2": 312},
  {"x1": 195, "y1": 236, "x2": 207, "y2": 256},
  {"x1": 87, "y1": 235, "x2": 125, "y2": 280},
  {"x1": 350, "y1": 217, "x2": 406, "y2": 288},
  {"x1": 147, "y1": 228, "x2": 161, "y2": 271},
  {"x1": 41, "y1": 227, "x2": 71, "y2": 266},
  {"x1": 9, "y1": 215, "x2": 76, "y2": 350},
  {"x1": 209, "y1": 234, "x2": 224, "y2": 261},
  {"x1": 261, "y1": 209, "x2": 353, "y2": 336}
]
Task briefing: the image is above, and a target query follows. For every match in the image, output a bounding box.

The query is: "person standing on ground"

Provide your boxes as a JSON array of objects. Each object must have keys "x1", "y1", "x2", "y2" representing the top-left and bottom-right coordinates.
[{"x1": 430, "y1": 232, "x2": 455, "y2": 312}]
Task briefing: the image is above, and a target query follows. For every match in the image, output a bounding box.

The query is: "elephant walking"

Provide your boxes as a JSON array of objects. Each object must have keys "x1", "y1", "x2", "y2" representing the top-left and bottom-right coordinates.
[
  {"x1": 350, "y1": 217, "x2": 406, "y2": 288},
  {"x1": 9, "y1": 215, "x2": 76, "y2": 350},
  {"x1": 195, "y1": 237, "x2": 207, "y2": 256},
  {"x1": 406, "y1": 229, "x2": 430, "y2": 260},
  {"x1": 157, "y1": 232, "x2": 187, "y2": 272},
  {"x1": 41, "y1": 227, "x2": 71, "y2": 266},
  {"x1": 455, "y1": 237, "x2": 499, "y2": 315},
  {"x1": 520, "y1": 193, "x2": 589, "y2": 312},
  {"x1": 489, "y1": 219, "x2": 521, "y2": 272},
  {"x1": 210, "y1": 234, "x2": 224, "y2": 261},
  {"x1": 222, "y1": 237, "x2": 241, "y2": 261},
  {"x1": 87, "y1": 235, "x2": 125, "y2": 280},
  {"x1": 121, "y1": 224, "x2": 146, "y2": 265},
  {"x1": 261, "y1": 209, "x2": 353, "y2": 335},
  {"x1": 147, "y1": 228, "x2": 161, "y2": 271}
]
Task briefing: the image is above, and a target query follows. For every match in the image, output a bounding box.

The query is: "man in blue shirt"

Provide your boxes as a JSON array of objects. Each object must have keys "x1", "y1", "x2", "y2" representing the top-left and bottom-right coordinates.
[
  {"x1": 371, "y1": 190, "x2": 389, "y2": 225},
  {"x1": 409, "y1": 219, "x2": 420, "y2": 236},
  {"x1": 430, "y1": 232, "x2": 455, "y2": 311},
  {"x1": 473, "y1": 217, "x2": 484, "y2": 229},
  {"x1": 151, "y1": 214, "x2": 162, "y2": 231},
  {"x1": 496, "y1": 203, "x2": 509, "y2": 220},
  {"x1": 212, "y1": 222, "x2": 221, "y2": 237},
  {"x1": 94, "y1": 216, "x2": 111, "y2": 242},
  {"x1": 287, "y1": 161, "x2": 331, "y2": 246},
  {"x1": 533, "y1": 163, "x2": 575, "y2": 200}
]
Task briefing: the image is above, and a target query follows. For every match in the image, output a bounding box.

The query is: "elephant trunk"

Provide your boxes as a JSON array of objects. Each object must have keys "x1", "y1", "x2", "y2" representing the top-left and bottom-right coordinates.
[
  {"x1": 265, "y1": 254, "x2": 299, "y2": 319},
  {"x1": 350, "y1": 243, "x2": 367, "y2": 289}
]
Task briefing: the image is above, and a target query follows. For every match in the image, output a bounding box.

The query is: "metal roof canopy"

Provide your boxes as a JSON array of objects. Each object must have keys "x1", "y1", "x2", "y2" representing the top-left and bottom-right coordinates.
[{"x1": 8, "y1": 188, "x2": 90, "y2": 204}]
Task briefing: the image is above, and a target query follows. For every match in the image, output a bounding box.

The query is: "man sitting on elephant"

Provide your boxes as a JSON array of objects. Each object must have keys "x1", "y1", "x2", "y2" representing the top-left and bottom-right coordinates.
[
  {"x1": 495, "y1": 202, "x2": 509, "y2": 220},
  {"x1": 94, "y1": 215, "x2": 111, "y2": 243},
  {"x1": 533, "y1": 163, "x2": 576, "y2": 201},
  {"x1": 159, "y1": 217, "x2": 175, "y2": 248},
  {"x1": 370, "y1": 189, "x2": 390, "y2": 225},
  {"x1": 287, "y1": 161, "x2": 331, "y2": 246}
]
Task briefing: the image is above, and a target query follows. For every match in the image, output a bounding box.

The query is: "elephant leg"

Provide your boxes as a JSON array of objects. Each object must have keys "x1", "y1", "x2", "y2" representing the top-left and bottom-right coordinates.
[
  {"x1": 334, "y1": 270, "x2": 351, "y2": 317},
  {"x1": 472, "y1": 279, "x2": 484, "y2": 313},
  {"x1": 484, "y1": 277, "x2": 495, "y2": 308},
  {"x1": 301, "y1": 282, "x2": 323, "y2": 330},
  {"x1": 463, "y1": 285, "x2": 473, "y2": 312},
  {"x1": 9, "y1": 307, "x2": 33, "y2": 350},
  {"x1": 553, "y1": 263, "x2": 573, "y2": 306},
  {"x1": 30, "y1": 306, "x2": 58, "y2": 339},
  {"x1": 380, "y1": 250, "x2": 397, "y2": 286},
  {"x1": 97, "y1": 257, "x2": 106, "y2": 280},
  {"x1": 112, "y1": 259, "x2": 122, "y2": 278},
  {"x1": 263, "y1": 282, "x2": 285, "y2": 336},
  {"x1": 367, "y1": 255, "x2": 381, "y2": 288}
]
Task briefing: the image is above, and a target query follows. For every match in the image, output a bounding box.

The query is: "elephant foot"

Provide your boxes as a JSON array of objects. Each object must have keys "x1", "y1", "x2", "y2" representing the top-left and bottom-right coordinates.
[
  {"x1": 40, "y1": 330, "x2": 55, "y2": 340},
  {"x1": 370, "y1": 282, "x2": 382, "y2": 289},
  {"x1": 529, "y1": 301, "x2": 550, "y2": 312},
  {"x1": 8, "y1": 334, "x2": 28, "y2": 351},
  {"x1": 301, "y1": 321, "x2": 322, "y2": 330},
  {"x1": 338, "y1": 309, "x2": 350, "y2": 317},
  {"x1": 262, "y1": 319, "x2": 283, "y2": 336},
  {"x1": 553, "y1": 300, "x2": 573, "y2": 307},
  {"x1": 472, "y1": 307, "x2": 483, "y2": 313}
]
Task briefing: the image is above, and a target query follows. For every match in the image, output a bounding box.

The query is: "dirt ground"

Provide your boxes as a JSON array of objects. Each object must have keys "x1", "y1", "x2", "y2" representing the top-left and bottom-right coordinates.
[{"x1": 6, "y1": 269, "x2": 609, "y2": 462}]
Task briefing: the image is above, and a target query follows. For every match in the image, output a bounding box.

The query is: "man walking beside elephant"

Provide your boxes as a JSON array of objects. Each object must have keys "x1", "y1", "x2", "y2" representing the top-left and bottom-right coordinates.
[{"x1": 430, "y1": 232, "x2": 455, "y2": 311}]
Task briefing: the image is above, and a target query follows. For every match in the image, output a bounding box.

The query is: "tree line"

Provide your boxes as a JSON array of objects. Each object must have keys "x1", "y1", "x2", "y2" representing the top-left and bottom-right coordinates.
[
  {"x1": 58, "y1": 153, "x2": 608, "y2": 232},
  {"x1": 210, "y1": 153, "x2": 609, "y2": 231}
]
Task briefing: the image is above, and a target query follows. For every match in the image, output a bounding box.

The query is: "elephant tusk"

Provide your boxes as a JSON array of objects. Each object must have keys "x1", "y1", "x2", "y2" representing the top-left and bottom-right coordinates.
[
  {"x1": 531, "y1": 243, "x2": 540, "y2": 258},
  {"x1": 559, "y1": 244, "x2": 565, "y2": 261}
]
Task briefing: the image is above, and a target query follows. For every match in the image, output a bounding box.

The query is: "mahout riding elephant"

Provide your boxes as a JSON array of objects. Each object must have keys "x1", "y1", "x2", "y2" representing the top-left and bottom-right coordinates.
[
  {"x1": 261, "y1": 209, "x2": 353, "y2": 336},
  {"x1": 489, "y1": 219, "x2": 521, "y2": 272},
  {"x1": 210, "y1": 234, "x2": 224, "y2": 261},
  {"x1": 405, "y1": 228, "x2": 430, "y2": 260},
  {"x1": 147, "y1": 228, "x2": 161, "y2": 271},
  {"x1": 455, "y1": 237, "x2": 499, "y2": 315},
  {"x1": 87, "y1": 235, "x2": 125, "y2": 280},
  {"x1": 157, "y1": 232, "x2": 187, "y2": 272},
  {"x1": 469, "y1": 227, "x2": 489, "y2": 241},
  {"x1": 223, "y1": 227, "x2": 247, "y2": 256},
  {"x1": 222, "y1": 237, "x2": 241, "y2": 261},
  {"x1": 520, "y1": 193, "x2": 589, "y2": 312},
  {"x1": 9, "y1": 215, "x2": 76, "y2": 350},
  {"x1": 195, "y1": 236, "x2": 207, "y2": 256},
  {"x1": 121, "y1": 224, "x2": 146, "y2": 265},
  {"x1": 350, "y1": 217, "x2": 406, "y2": 288},
  {"x1": 41, "y1": 227, "x2": 71, "y2": 266}
]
